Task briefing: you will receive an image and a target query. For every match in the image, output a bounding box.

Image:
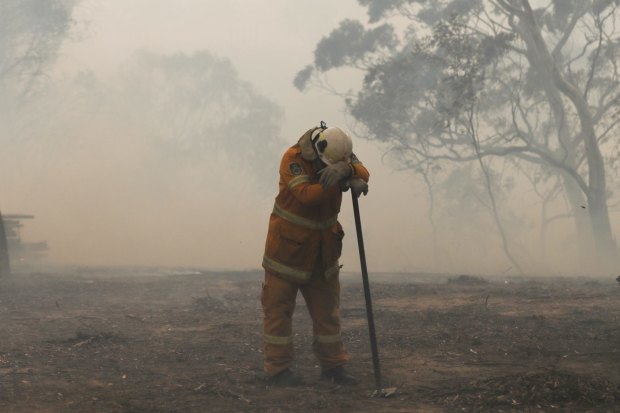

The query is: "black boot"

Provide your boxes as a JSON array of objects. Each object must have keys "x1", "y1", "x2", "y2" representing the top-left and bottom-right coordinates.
[
  {"x1": 265, "y1": 368, "x2": 304, "y2": 386},
  {"x1": 320, "y1": 366, "x2": 358, "y2": 385}
]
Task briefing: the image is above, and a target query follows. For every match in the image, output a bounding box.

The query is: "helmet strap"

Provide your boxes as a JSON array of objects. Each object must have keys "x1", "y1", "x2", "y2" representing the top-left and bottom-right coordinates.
[
  {"x1": 308, "y1": 121, "x2": 329, "y2": 167},
  {"x1": 311, "y1": 121, "x2": 328, "y2": 145}
]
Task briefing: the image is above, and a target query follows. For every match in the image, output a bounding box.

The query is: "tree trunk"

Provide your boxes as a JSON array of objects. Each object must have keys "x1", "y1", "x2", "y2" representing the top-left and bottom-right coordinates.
[
  {"x1": 518, "y1": 0, "x2": 619, "y2": 271},
  {"x1": 0, "y1": 209, "x2": 11, "y2": 277},
  {"x1": 556, "y1": 75, "x2": 618, "y2": 270},
  {"x1": 562, "y1": 175, "x2": 595, "y2": 268},
  {"x1": 587, "y1": 187, "x2": 618, "y2": 270},
  {"x1": 421, "y1": 167, "x2": 440, "y2": 269}
]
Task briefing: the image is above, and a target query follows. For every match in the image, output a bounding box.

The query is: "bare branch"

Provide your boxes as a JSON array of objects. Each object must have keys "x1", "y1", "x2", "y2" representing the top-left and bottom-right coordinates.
[
  {"x1": 552, "y1": 5, "x2": 589, "y2": 59},
  {"x1": 584, "y1": 10, "x2": 609, "y2": 101}
]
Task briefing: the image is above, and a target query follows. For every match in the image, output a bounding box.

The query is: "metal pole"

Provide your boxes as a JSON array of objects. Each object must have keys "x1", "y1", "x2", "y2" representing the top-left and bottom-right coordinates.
[{"x1": 351, "y1": 192, "x2": 382, "y2": 391}]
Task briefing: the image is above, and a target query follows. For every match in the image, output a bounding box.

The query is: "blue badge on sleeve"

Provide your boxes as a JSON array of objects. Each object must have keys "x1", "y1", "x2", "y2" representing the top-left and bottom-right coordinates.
[{"x1": 289, "y1": 162, "x2": 303, "y2": 176}]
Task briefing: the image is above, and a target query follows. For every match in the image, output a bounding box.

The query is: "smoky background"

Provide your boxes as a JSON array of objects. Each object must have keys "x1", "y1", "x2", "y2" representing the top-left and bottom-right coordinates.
[{"x1": 1, "y1": 0, "x2": 617, "y2": 276}]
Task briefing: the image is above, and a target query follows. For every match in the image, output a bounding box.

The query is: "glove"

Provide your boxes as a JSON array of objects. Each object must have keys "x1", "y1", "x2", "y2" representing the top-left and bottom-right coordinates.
[
  {"x1": 318, "y1": 161, "x2": 352, "y2": 189},
  {"x1": 350, "y1": 178, "x2": 368, "y2": 198}
]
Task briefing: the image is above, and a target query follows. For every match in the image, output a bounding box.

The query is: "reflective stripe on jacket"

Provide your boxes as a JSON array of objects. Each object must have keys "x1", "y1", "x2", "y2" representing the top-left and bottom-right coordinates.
[{"x1": 262, "y1": 128, "x2": 370, "y2": 284}]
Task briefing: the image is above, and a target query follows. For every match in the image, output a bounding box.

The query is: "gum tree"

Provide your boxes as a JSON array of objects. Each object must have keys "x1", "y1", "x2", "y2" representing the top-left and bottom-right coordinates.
[
  {"x1": 114, "y1": 51, "x2": 285, "y2": 189},
  {"x1": 297, "y1": 0, "x2": 620, "y2": 272}
]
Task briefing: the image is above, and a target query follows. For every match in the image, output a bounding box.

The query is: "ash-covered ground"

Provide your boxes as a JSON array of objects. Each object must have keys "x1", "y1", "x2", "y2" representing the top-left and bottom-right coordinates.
[{"x1": 0, "y1": 269, "x2": 618, "y2": 412}]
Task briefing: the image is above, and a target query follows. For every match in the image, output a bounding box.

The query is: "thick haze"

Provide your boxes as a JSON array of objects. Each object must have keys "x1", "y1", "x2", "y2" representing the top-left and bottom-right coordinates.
[{"x1": 1, "y1": 0, "x2": 615, "y2": 275}]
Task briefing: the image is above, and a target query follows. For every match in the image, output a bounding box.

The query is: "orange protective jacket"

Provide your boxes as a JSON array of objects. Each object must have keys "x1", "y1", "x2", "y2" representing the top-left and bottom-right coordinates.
[{"x1": 262, "y1": 127, "x2": 370, "y2": 284}]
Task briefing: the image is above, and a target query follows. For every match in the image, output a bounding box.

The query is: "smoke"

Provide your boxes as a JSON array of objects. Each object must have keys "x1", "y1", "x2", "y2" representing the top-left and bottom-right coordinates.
[
  {"x1": 0, "y1": 49, "x2": 285, "y2": 269},
  {"x1": 2, "y1": 0, "x2": 613, "y2": 276}
]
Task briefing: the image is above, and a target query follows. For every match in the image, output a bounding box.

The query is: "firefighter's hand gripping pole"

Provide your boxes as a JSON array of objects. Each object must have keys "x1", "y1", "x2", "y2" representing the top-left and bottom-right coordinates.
[{"x1": 351, "y1": 191, "x2": 383, "y2": 392}]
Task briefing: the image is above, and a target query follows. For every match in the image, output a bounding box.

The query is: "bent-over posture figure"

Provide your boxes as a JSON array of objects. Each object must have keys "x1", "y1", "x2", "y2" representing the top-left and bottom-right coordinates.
[{"x1": 261, "y1": 122, "x2": 369, "y2": 386}]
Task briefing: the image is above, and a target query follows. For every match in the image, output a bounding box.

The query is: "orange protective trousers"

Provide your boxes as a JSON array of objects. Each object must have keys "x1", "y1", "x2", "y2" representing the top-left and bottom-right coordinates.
[{"x1": 261, "y1": 268, "x2": 349, "y2": 376}]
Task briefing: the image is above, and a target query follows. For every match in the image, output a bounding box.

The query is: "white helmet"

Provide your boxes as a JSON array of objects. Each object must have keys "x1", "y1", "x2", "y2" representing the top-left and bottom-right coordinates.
[{"x1": 311, "y1": 126, "x2": 353, "y2": 165}]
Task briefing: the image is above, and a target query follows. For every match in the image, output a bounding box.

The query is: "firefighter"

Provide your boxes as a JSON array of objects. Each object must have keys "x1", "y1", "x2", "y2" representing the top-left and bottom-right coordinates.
[{"x1": 261, "y1": 122, "x2": 369, "y2": 386}]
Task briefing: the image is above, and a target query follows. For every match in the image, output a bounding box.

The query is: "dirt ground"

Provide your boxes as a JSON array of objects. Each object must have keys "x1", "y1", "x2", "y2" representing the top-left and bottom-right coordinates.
[{"x1": 0, "y1": 268, "x2": 618, "y2": 413}]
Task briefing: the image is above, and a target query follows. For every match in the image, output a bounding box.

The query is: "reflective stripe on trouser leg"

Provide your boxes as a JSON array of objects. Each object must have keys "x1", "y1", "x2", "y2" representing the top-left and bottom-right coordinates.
[
  {"x1": 300, "y1": 266, "x2": 349, "y2": 370},
  {"x1": 262, "y1": 271, "x2": 299, "y2": 376}
]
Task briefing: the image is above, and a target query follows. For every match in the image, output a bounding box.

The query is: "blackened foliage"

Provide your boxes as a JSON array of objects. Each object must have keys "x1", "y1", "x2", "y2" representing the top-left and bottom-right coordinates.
[
  {"x1": 313, "y1": 19, "x2": 397, "y2": 71},
  {"x1": 293, "y1": 64, "x2": 314, "y2": 91},
  {"x1": 350, "y1": 17, "x2": 513, "y2": 142},
  {"x1": 358, "y1": 0, "x2": 409, "y2": 23}
]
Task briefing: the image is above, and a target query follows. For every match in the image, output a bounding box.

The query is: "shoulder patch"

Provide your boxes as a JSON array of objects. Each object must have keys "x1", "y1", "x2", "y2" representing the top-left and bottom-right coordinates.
[{"x1": 289, "y1": 162, "x2": 303, "y2": 176}]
